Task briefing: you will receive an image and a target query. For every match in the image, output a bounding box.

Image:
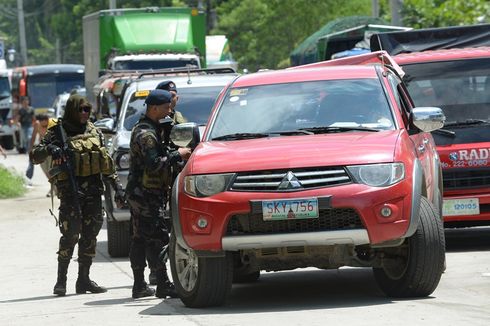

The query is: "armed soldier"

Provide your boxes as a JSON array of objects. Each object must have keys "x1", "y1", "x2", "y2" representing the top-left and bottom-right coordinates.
[
  {"x1": 30, "y1": 94, "x2": 125, "y2": 296},
  {"x1": 126, "y1": 89, "x2": 191, "y2": 299}
]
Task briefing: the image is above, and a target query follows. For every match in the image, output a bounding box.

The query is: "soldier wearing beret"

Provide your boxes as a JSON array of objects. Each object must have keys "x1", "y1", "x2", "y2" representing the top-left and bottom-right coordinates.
[
  {"x1": 126, "y1": 89, "x2": 191, "y2": 299},
  {"x1": 155, "y1": 80, "x2": 187, "y2": 125}
]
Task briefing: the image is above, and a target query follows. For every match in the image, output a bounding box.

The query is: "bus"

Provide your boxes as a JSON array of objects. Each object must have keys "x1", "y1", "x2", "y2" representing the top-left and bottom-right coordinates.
[{"x1": 11, "y1": 64, "x2": 85, "y2": 115}]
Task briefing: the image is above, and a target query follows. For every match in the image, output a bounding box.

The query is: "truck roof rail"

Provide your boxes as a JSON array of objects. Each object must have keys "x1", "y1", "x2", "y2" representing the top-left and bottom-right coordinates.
[{"x1": 136, "y1": 67, "x2": 236, "y2": 79}]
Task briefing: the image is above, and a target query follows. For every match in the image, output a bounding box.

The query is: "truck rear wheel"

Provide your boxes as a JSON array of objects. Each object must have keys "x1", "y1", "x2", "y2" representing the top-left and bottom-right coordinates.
[
  {"x1": 107, "y1": 220, "x2": 130, "y2": 257},
  {"x1": 373, "y1": 196, "x2": 445, "y2": 297},
  {"x1": 169, "y1": 233, "x2": 233, "y2": 308}
]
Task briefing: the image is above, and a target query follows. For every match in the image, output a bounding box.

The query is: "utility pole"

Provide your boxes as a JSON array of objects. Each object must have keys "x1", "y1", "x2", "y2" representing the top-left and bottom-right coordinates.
[
  {"x1": 17, "y1": 0, "x2": 28, "y2": 65},
  {"x1": 391, "y1": 0, "x2": 403, "y2": 26},
  {"x1": 372, "y1": 0, "x2": 379, "y2": 18},
  {"x1": 109, "y1": 0, "x2": 117, "y2": 9}
]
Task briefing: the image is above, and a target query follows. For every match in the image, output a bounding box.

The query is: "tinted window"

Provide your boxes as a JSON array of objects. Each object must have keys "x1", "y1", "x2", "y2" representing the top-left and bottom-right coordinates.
[
  {"x1": 114, "y1": 59, "x2": 199, "y2": 70},
  {"x1": 209, "y1": 79, "x2": 394, "y2": 140},
  {"x1": 123, "y1": 86, "x2": 224, "y2": 131},
  {"x1": 0, "y1": 76, "x2": 10, "y2": 99},
  {"x1": 403, "y1": 58, "x2": 490, "y2": 124}
]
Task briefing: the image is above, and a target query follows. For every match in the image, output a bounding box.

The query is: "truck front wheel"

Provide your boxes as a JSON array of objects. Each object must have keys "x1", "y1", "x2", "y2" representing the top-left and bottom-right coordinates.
[
  {"x1": 373, "y1": 196, "x2": 445, "y2": 297},
  {"x1": 169, "y1": 233, "x2": 233, "y2": 308}
]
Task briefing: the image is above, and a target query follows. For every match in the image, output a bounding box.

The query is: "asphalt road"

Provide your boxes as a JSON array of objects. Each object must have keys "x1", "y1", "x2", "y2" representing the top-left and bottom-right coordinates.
[{"x1": 1, "y1": 150, "x2": 489, "y2": 326}]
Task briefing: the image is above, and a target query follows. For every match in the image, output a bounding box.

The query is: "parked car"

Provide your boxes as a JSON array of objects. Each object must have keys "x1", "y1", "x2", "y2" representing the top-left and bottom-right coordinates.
[
  {"x1": 168, "y1": 52, "x2": 447, "y2": 307},
  {"x1": 95, "y1": 69, "x2": 238, "y2": 257}
]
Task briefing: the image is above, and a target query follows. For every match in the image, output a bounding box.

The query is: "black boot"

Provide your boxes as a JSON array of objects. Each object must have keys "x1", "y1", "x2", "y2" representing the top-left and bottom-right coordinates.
[
  {"x1": 132, "y1": 269, "x2": 155, "y2": 299},
  {"x1": 53, "y1": 261, "x2": 69, "y2": 296},
  {"x1": 155, "y1": 269, "x2": 178, "y2": 299},
  {"x1": 75, "y1": 264, "x2": 107, "y2": 294},
  {"x1": 149, "y1": 269, "x2": 157, "y2": 285}
]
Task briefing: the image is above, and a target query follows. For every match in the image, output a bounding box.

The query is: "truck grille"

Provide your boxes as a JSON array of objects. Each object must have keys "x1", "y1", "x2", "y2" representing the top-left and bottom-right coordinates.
[
  {"x1": 443, "y1": 168, "x2": 490, "y2": 190},
  {"x1": 230, "y1": 167, "x2": 351, "y2": 192},
  {"x1": 226, "y1": 208, "x2": 363, "y2": 235}
]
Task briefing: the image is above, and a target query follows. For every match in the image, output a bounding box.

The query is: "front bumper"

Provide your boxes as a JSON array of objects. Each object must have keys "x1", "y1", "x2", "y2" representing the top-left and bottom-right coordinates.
[{"x1": 173, "y1": 176, "x2": 415, "y2": 251}]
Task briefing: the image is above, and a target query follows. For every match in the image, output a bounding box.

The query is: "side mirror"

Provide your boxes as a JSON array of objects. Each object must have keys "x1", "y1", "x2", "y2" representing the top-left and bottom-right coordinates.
[
  {"x1": 170, "y1": 122, "x2": 200, "y2": 150},
  {"x1": 94, "y1": 117, "x2": 116, "y2": 134},
  {"x1": 412, "y1": 107, "x2": 445, "y2": 132}
]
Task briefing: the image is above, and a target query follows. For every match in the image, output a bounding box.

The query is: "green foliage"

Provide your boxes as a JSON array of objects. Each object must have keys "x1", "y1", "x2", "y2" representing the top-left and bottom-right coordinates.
[
  {"x1": 0, "y1": 165, "x2": 27, "y2": 199},
  {"x1": 402, "y1": 0, "x2": 490, "y2": 28}
]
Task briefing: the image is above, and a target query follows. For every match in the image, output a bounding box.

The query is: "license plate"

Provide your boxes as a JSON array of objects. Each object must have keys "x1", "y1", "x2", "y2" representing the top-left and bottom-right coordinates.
[
  {"x1": 443, "y1": 198, "x2": 480, "y2": 216},
  {"x1": 262, "y1": 198, "x2": 319, "y2": 221}
]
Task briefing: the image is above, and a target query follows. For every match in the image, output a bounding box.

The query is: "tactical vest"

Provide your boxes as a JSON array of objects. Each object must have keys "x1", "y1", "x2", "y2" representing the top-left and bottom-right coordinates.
[
  {"x1": 132, "y1": 122, "x2": 170, "y2": 190},
  {"x1": 51, "y1": 123, "x2": 113, "y2": 182}
]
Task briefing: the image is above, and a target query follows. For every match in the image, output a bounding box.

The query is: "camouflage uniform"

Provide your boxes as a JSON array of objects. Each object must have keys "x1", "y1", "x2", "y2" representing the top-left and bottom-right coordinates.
[
  {"x1": 127, "y1": 114, "x2": 182, "y2": 298},
  {"x1": 30, "y1": 95, "x2": 123, "y2": 296}
]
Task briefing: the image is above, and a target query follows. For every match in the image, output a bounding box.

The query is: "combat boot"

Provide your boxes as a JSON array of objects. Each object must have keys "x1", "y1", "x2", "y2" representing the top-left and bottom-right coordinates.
[
  {"x1": 53, "y1": 261, "x2": 69, "y2": 296},
  {"x1": 149, "y1": 269, "x2": 157, "y2": 285},
  {"x1": 132, "y1": 269, "x2": 155, "y2": 299},
  {"x1": 155, "y1": 269, "x2": 178, "y2": 299},
  {"x1": 75, "y1": 264, "x2": 107, "y2": 294}
]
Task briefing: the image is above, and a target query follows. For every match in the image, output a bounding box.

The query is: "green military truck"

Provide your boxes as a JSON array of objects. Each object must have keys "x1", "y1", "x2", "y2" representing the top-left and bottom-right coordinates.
[{"x1": 83, "y1": 7, "x2": 206, "y2": 103}]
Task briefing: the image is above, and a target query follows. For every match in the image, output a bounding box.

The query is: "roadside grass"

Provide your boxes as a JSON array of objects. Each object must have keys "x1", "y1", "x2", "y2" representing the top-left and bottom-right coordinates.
[{"x1": 0, "y1": 165, "x2": 27, "y2": 199}]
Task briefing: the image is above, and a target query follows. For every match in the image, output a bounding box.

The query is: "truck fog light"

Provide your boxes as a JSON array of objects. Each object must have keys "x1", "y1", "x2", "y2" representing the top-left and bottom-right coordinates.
[
  {"x1": 196, "y1": 217, "x2": 208, "y2": 229},
  {"x1": 380, "y1": 206, "x2": 392, "y2": 217}
]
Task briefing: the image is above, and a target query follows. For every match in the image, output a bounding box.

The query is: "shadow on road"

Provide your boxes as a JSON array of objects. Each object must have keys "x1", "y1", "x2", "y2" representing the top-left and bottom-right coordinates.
[
  {"x1": 124, "y1": 268, "x2": 435, "y2": 315},
  {"x1": 445, "y1": 226, "x2": 490, "y2": 252}
]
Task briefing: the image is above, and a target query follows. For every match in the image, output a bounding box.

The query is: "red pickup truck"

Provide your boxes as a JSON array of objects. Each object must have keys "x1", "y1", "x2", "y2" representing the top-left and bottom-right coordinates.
[
  {"x1": 169, "y1": 52, "x2": 446, "y2": 307},
  {"x1": 371, "y1": 24, "x2": 490, "y2": 226}
]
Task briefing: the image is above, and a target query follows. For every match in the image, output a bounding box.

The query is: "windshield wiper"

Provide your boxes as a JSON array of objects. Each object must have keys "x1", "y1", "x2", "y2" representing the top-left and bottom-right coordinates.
[
  {"x1": 269, "y1": 130, "x2": 314, "y2": 136},
  {"x1": 299, "y1": 126, "x2": 379, "y2": 134},
  {"x1": 444, "y1": 119, "x2": 489, "y2": 127},
  {"x1": 432, "y1": 128, "x2": 456, "y2": 137},
  {"x1": 212, "y1": 132, "x2": 270, "y2": 141}
]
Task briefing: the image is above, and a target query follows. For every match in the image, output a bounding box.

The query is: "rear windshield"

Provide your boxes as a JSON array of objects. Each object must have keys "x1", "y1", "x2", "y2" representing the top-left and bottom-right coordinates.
[
  {"x1": 27, "y1": 73, "x2": 84, "y2": 108},
  {"x1": 123, "y1": 86, "x2": 224, "y2": 131},
  {"x1": 402, "y1": 58, "x2": 490, "y2": 124}
]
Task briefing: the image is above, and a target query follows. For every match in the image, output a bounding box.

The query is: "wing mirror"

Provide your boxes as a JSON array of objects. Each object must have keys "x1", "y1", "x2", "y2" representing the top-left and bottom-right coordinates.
[
  {"x1": 94, "y1": 117, "x2": 116, "y2": 134},
  {"x1": 411, "y1": 107, "x2": 445, "y2": 132},
  {"x1": 170, "y1": 122, "x2": 201, "y2": 150}
]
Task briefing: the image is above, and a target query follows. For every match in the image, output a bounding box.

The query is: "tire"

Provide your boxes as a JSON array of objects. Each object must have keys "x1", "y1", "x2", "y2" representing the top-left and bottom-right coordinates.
[
  {"x1": 233, "y1": 270, "x2": 260, "y2": 283},
  {"x1": 107, "y1": 220, "x2": 130, "y2": 257},
  {"x1": 373, "y1": 196, "x2": 445, "y2": 297},
  {"x1": 169, "y1": 233, "x2": 233, "y2": 308}
]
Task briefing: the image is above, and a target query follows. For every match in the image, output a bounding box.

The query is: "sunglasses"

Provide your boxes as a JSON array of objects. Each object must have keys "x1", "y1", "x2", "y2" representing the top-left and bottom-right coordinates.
[{"x1": 79, "y1": 105, "x2": 91, "y2": 113}]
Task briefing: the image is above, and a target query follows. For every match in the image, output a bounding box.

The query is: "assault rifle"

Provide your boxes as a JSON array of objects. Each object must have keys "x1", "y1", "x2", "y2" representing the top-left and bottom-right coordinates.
[{"x1": 50, "y1": 121, "x2": 83, "y2": 220}]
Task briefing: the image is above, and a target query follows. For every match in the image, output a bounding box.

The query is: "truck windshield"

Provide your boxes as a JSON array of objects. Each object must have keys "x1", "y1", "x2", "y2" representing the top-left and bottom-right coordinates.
[
  {"x1": 114, "y1": 59, "x2": 199, "y2": 71},
  {"x1": 27, "y1": 73, "x2": 84, "y2": 108},
  {"x1": 403, "y1": 58, "x2": 490, "y2": 126},
  {"x1": 123, "y1": 86, "x2": 224, "y2": 131},
  {"x1": 0, "y1": 76, "x2": 10, "y2": 100},
  {"x1": 208, "y1": 79, "x2": 394, "y2": 140}
]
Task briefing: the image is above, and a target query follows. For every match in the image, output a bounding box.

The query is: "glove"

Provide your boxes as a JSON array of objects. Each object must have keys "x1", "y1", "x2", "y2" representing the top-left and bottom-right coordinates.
[
  {"x1": 47, "y1": 144, "x2": 63, "y2": 160},
  {"x1": 114, "y1": 185, "x2": 127, "y2": 208}
]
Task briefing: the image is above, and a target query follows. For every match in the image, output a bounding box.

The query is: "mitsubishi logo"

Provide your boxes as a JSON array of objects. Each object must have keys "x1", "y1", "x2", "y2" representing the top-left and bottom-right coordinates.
[{"x1": 278, "y1": 171, "x2": 303, "y2": 190}]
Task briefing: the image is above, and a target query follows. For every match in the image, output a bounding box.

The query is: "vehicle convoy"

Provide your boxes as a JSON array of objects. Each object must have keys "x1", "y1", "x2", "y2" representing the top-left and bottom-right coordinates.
[
  {"x1": 167, "y1": 51, "x2": 446, "y2": 308},
  {"x1": 95, "y1": 68, "x2": 238, "y2": 257},
  {"x1": 371, "y1": 24, "x2": 490, "y2": 226},
  {"x1": 83, "y1": 7, "x2": 206, "y2": 103}
]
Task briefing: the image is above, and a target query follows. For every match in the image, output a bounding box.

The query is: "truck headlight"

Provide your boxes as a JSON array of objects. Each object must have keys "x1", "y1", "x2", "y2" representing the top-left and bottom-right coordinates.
[
  {"x1": 115, "y1": 151, "x2": 130, "y2": 170},
  {"x1": 347, "y1": 163, "x2": 404, "y2": 187},
  {"x1": 184, "y1": 173, "x2": 235, "y2": 197}
]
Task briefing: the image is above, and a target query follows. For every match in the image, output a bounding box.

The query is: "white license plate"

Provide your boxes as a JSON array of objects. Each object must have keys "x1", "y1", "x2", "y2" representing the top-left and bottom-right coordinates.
[
  {"x1": 262, "y1": 198, "x2": 319, "y2": 221},
  {"x1": 443, "y1": 198, "x2": 480, "y2": 216}
]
